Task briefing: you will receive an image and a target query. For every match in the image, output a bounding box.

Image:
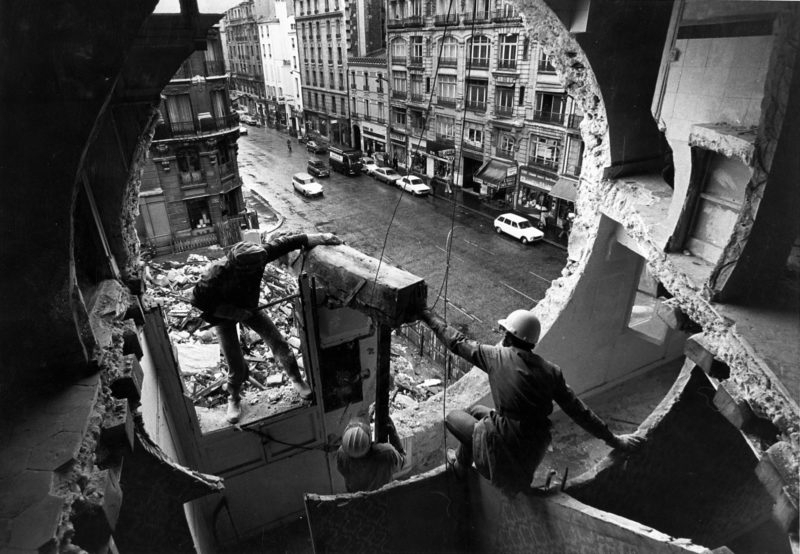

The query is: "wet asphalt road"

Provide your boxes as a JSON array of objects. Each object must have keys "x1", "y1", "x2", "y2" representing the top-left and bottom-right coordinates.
[{"x1": 237, "y1": 125, "x2": 568, "y2": 344}]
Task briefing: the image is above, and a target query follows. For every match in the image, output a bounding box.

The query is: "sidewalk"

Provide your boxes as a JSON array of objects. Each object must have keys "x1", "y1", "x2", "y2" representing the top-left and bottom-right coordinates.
[{"x1": 428, "y1": 179, "x2": 569, "y2": 250}]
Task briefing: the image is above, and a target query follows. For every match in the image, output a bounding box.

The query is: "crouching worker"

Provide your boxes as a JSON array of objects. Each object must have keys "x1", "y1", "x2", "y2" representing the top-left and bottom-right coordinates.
[
  {"x1": 191, "y1": 233, "x2": 342, "y2": 423},
  {"x1": 337, "y1": 413, "x2": 406, "y2": 492},
  {"x1": 419, "y1": 308, "x2": 644, "y2": 493}
]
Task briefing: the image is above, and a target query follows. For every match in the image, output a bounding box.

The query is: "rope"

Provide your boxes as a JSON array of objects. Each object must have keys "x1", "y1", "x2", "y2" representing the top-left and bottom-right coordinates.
[{"x1": 438, "y1": 0, "x2": 482, "y2": 462}]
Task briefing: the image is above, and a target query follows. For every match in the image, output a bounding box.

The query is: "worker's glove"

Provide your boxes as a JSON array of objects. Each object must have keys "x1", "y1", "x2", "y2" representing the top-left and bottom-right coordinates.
[
  {"x1": 214, "y1": 304, "x2": 252, "y2": 322},
  {"x1": 420, "y1": 307, "x2": 444, "y2": 328},
  {"x1": 307, "y1": 233, "x2": 342, "y2": 248},
  {"x1": 609, "y1": 433, "x2": 645, "y2": 452}
]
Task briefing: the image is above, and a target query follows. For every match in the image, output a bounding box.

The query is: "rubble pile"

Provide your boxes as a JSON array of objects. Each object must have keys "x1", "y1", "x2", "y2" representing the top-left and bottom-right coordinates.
[
  {"x1": 144, "y1": 254, "x2": 306, "y2": 413},
  {"x1": 143, "y1": 253, "x2": 445, "y2": 419}
]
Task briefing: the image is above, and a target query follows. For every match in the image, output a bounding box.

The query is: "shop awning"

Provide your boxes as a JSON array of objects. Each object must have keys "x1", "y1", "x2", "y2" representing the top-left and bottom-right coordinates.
[
  {"x1": 550, "y1": 177, "x2": 579, "y2": 202},
  {"x1": 473, "y1": 159, "x2": 514, "y2": 187}
]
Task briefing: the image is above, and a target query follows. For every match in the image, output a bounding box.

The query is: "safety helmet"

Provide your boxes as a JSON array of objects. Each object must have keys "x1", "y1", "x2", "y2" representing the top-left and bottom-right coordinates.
[
  {"x1": 227, "y1": 241, "x2": 267, "y2": 272},
  {"x1": 498, "y1": 310, "x2": 541, "y2": 346},
  {"x1": 342, "y1": 421, "x2": 372, "y2": 458}
]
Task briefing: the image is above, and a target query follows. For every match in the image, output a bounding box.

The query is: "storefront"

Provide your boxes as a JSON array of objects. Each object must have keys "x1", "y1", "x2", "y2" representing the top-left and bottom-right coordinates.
[
  {"x1": 473, "y1": 158, "x2": 516, "y2": 204},
  {"x1": 515, "y1": 166, "x2": 557, "y2": 226},
  {"x1": 549, "y1": 176, "x2": 578, "y2": 230},
  {"x1": 362, "y1": 123, "x2": 387, "y2": 160},
  {"x1": 389, "y1": 131, "x2": 407, "y2": 169}
]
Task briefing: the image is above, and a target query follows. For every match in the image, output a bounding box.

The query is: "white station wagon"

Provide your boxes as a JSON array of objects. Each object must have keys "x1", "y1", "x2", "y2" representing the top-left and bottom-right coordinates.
[
  {"x1": 493, "y1": 213, "x2": 544, "y2": 245},
  {"x1": 292, "y1": 172, "x2": 324, "y2": 197}
]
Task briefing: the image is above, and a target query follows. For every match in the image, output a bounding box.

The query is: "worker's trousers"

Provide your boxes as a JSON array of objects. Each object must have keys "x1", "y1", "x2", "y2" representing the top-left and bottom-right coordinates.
[
  {"x1": 444, "y1": 404, "x2": 493, "y2": 467},
  {"x1": 216, "y1": 309, "x2": 301, "y2": 391}
]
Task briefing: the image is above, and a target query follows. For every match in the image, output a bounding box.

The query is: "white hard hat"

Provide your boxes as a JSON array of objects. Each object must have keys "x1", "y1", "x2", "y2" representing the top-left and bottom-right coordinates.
[{"x1": 498, "y1": 310, "x2": 541, "y2": 346}]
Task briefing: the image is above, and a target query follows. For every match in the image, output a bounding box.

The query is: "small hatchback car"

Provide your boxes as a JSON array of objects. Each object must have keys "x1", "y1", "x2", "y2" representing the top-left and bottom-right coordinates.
[
  {"x1": 493, "y1": 213, "x2": 544, "y2": 245},
  {"x1": 307, "y1": 159, "x2": 330, "y2": 178}
]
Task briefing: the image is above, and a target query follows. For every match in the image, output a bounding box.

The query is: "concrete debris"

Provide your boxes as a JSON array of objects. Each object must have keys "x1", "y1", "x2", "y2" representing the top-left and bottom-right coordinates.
[{"x1": 145, "y1": 254, "x2": 445, "y2": 416}]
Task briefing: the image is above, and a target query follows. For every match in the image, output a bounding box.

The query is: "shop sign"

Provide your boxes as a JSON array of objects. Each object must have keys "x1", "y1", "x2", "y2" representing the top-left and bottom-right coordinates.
[
  {"x1": 519, "y1": 168, "x2": 554, "y2": 192},
  {"x1": 506, "y1": 165, "x2": 518, "y2": 177},
  {"x1": 390, "y1": 132, "x2": 406, "y2": 142}
]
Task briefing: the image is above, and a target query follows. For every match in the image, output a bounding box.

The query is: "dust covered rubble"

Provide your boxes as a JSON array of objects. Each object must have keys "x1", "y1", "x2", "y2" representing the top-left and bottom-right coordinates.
[{"x1": 143, "y1": 254, "x2": 443, "y2": 413}]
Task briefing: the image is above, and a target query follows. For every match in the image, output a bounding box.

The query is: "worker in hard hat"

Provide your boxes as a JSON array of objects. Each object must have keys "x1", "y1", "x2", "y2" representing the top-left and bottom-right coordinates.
[
  {"x1": 336, "y1": 413, "x2": 406, "y2": 492},
  {"x1": 419, "y1": 307, "x2": 644, "y2": 493},
  {"x1": 191, "y1": 233, "x2": 341, "y2": 424}
]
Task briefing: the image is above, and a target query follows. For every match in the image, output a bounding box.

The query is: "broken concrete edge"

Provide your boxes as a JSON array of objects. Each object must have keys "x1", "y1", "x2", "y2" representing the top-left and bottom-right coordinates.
[
  {"x1": 248, "y1": 188, "x2": 286, "y2": 236},
  {"x1": 305, "y1": 463, "x2": 449, "y2": 503}
]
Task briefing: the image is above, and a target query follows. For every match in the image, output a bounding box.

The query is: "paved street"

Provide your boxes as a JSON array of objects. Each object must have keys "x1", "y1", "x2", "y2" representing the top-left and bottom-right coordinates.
[{"x1": 237, "y1": 125, "x2": 568, "y2": 344}]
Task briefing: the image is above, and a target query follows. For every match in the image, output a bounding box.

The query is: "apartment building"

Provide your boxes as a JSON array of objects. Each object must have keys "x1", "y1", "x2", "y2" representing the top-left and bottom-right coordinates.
[
  {"x1": 225, "y1": 1, "x2": 267, "y2": 120},
  {"x1": 386, "y1": 0, "x2": 584, "y2": 231},
  {"x1": 256, "y1": 0, "x2": 305, "y2": 133},
  {"x1": 295, "y1": 0, "x2": 353, "y2": 144},
  {"x1": 349, "y1": 52, "x2": 389, "y2": 161},
  {"x1": 138, "y1": 27, "x2": 246, "y2": 254}
]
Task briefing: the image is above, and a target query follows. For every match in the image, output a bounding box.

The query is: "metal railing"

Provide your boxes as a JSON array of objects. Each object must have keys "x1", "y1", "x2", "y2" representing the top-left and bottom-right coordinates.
[
  {"x1": 439, "y1": 57, "x2": 457, "y2": 67},
  {"x1": 495, "y1": 105, "x2": 514, "y2": 117},
  {"x1": 532, "y1": 110, "x2": 565, "y2": 125},
  {"x1": 462, "y1": 10, "x2": 489, "y2": 22},
  {"x1": 496, "y1": 148, "x2": 515, "y2": 159},
  {"x1": 410, "y1": 93, "x2": 425, "y2": 103},
  {"x1": 467, "y1": 57, "x2": 490, "y2": 68},
  {"x1": 528, "y1": 156, "x2": 559, "y2": 171},
  {"x1": 392, "y1": 90, "x2": 407, "y2": 99},
  {"x1": 465, "y1": 99, "x2": 486, "y2": 112},
  {"x1": 537, "y1": 60, "x2": 557, "y2": 73},
  {"x1": 434, "y1": 14, "x2": 458, "y2": 25},
  {"x1": 405, "y1": 15, "x2": 424, "y2": 26},
  {"x1": 154, "y1": 113, "x2": 240, "y2": 140},
  {"x1": 567, "y1": 113, "x2": 583, "y2": 129},
  {"x1": 436, "y1": 133, "x2": 455, "y2": 144},
  {"x1": 437, "y1": 97, "x2": 457, "y2": 107},
  {"x1": 391, "y1": 56, "x2": 407, "y2": 66},
  {"x1": 492, "y1": 9, "x2": 521, "y2": 21},
  {"x1": 409, "y1": 56, "x2": 424, "y2": 66},
  {"x1": 497, "y1": 59, "x2": 517, "y2": 70}
]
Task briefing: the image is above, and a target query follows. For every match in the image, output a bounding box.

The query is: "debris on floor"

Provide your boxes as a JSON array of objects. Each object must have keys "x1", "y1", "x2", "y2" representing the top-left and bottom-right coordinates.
[{"x1": 144, "y1": 253, "x2": 445, "y2": 420}]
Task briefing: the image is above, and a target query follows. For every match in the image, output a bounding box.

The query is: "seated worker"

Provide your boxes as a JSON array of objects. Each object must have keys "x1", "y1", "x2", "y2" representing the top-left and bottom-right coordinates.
[
  {"x1": 191, "y1": 233, "x2": 341, "y2": 423},
  {"x1": 337, "y1": 412, "x2": 406, "y2": 493},
  {"x1": 419, "y1": 307, "x2": 644, "y2": 493}
]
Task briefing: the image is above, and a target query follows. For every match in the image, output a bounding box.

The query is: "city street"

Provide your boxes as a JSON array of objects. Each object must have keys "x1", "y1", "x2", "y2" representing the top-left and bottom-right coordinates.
[{"x1": 237, "y1": 125, "x2": 568, "y2": 344}]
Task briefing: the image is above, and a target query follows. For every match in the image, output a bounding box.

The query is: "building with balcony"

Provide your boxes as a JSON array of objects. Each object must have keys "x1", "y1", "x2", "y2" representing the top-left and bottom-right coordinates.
[
  {"x1": 349, "y1": 51, "x2": 390, "y2": 160},
  {"x1": 256, "y1": 0, "x2": 305, "y2": 134},
  {"x1": 138, "y1": 27, "x2": 246, "y2": 254},
  {"x1": 295, "y1": 0, "x2": 351, "y2": 144},
  {"x1": 224, "y1": 1, "x2": 267, "y2": 120},
  {"x1": 386, "y1": 0, "x2": 584, "y2": 232}
]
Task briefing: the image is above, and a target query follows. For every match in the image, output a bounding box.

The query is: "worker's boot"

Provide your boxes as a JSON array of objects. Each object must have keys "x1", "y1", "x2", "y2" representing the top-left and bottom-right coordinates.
[
  {"x1": 226, "y1": 386, "x2": 242, "y2": 424},
  {"x1": 446, "y1": 448, "x2": 467, "y2": 479},
  {"x1": 290, "y1": 377, "x2": 313, "y2": 400}
]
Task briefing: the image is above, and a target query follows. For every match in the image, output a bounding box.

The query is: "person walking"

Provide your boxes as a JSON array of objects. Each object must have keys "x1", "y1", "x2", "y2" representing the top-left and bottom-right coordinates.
[
  {"x1": 191, "y1": 234, "x2": 341, "y2": 423},
  {"x1": 419, "y1": 308, "x2": 644, "y2": 493},
  {"x1": 287, "y1": 139, "x2": 292, "y2": 153}
]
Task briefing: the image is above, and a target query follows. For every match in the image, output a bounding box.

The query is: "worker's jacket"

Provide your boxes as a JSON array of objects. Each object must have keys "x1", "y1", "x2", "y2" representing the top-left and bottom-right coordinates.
[
  {"x1": 336, "y1": 443, "x2": 405, "y2": 493},
  {"x1": 428, "y1": 318, "x2": 616, "y2": 492},
  {"x1": 191, "y1": 235, "x2": 308, "y2": 325}
]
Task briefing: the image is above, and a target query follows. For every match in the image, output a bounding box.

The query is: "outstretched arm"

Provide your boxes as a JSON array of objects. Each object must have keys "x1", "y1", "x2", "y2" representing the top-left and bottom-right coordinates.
[
  {"x1": 419, "y1": 308, "x2": 490, "y2": 373},
  {"x1": 553, "y1": 371, "x2": 644, "y2": 452}
]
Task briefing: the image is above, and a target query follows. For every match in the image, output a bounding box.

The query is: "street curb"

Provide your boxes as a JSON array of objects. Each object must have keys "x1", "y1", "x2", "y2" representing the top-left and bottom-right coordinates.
[
  {"x1": 247, "y1": 187, "x2": 285, "y2": 235},
  {"x1": 432, "y1": 192, "x2": 568, "y2": 251}
]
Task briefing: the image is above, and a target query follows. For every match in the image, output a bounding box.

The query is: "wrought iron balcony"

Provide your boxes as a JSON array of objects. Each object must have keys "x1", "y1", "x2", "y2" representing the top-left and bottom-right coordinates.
[
  {"x1": 567, "y1": 113, "x2": 584, "y2": 129},
  {"x1": 465, "y1": 100, "x2": 486, "y2": 112},
  {"x1": 532, "y1": 110, "x2": 565, "y2": 125},
  {"x1": 154, "y1": 113, "x2": 240, "y2": 140},
  {"x1": 492, "y1": 9, "x2": 521, "y2": 21},
  {"x1": 439, "y1": 57, "x2": 457, "y2": 67},
  {"x1": 391, "y1": 56, "x2": 407, "y2": 66},
  {"x1": 495, "y1": 105, "x2": 514, "y2": 117},
  {"x1": 405, "y1": 15, "x2": 424, "y2": 27},
  {"x1": 409, "y1": 56, "x2": 424, "y2": 66},
  {"x1": 496, "y1": 59, "x2": 517, "y2": 70},
  {"x1": 467, "y1": 58, "x2": 490, "y2": 69},
  {"x1": 461, "y1": 10, "x2": 489, "y2": 23},
  {"x1": 434, "y1": 14, "x2": 458, "y2": 25},
  {"x1": 410, "y1": 93, "x2": 425, "y2": 103},
  {"x1": 528, "y1": 156, "x2": 559, "y2": 171},
  {"x1": 437, "y1": 97, "x2": 457, "y2": 108},
  {"x1": 392, "y1": 90, "x2": 407, "y2": 99}
]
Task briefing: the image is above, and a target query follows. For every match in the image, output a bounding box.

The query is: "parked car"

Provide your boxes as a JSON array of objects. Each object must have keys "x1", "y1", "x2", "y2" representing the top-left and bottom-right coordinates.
[
  {"x1": 362, "y1": 160, "x2": 380, "y2": 176},
  {"x1": 372, "y1": 167, "x2": 402, "y2": 184},
  {"x1": 240, "y1": 114, "x2": 257, "y2": 125},
  {"x1": 396, "y1": 175, "x2": 431, "y2": 196},
  {"x1": 306, "y1": 140, "x2": 328, "y2": 154},
  {"x1": 307, "y1": 159, "x2": 330, "y2": 178},
  {"x1": 493, "y1": 213, "x2": 544, "y2": 245},
  {"x1": 239, "y1": 125, "x2": 248, "y2": 135},
  {"x1": 292, "y1": 172, "x2": 324, "y2": 197}
]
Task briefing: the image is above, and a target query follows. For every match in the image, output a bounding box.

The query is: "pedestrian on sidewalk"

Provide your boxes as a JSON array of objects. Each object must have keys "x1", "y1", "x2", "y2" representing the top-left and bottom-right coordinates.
[
  {"x1": 191, "y1": 234, "x2": 342, "y2": 423},
  {"x1": 419, "y1": 307, "x2": 644, "y2": 493}
]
